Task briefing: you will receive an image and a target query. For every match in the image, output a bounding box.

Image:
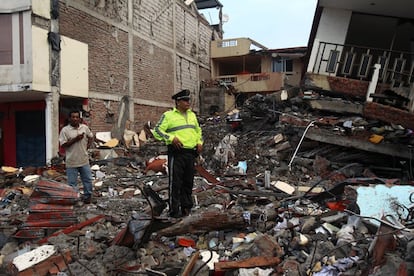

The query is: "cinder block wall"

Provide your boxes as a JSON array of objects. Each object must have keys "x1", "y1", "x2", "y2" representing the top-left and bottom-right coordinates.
[{"x1": 59, "y1": 0, "x2": 214, "y2": 133}]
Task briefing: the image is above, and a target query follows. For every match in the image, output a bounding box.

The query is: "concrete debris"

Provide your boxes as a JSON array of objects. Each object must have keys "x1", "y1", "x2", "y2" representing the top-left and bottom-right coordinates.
[{"x1": 0, "y1": 91, "x2": 414, "y2": 275}]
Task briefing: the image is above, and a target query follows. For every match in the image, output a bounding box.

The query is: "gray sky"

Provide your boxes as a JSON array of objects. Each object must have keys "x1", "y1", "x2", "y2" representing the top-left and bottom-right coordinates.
[{"x1": 200, "y1": 0, "x2": 318, "y2": 49}]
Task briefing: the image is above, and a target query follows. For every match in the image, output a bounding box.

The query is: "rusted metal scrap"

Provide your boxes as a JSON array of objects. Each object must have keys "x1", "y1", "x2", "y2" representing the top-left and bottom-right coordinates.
[
  {"x1": 13, "y1": 179, "x2": 78, "y2": 240},
  {"x1": 112, "y1": 214, "x2": 153, "y2": 247},
  {"x1": 37, "y1": 214, "x2": 105, "y2": 244},
  {"x1": 370, "y1": 218, "x2": 398, "y2": 269},
  {"x1": 28, "y1": 203, "x2": 74, "y2": 212},
  {"x1": 31, "y1": 179, "x2": 78, "y2": 205},
  {"x1": 195, "y1": 165, "x2": 220, "y2": 184},
  {"x1": 19, "y1": 219, "x2": 78, "y2": 229},
  {"x1": 182, "y1": 251, "x2": 201, "y2": 276}
]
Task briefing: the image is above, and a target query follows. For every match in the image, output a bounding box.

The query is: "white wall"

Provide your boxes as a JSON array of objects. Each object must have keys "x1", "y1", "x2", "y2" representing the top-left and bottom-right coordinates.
[
  {"x1": 316, "y1": 8, "x2": 351, "y2": 45},
  {"x1": 60, "y1": 36, "x2": 89, "y2": 98},
  {"x1": 0, "y1": 11, "x2": 33, "y2": 92},
  {"x1": 32, "y1": 26, "x2": 50, "y2": 92},
  {"x1": 32, "y1": 0, "x2": 51, "y2": 19},
  {"x1": 0, "y1": 0, "x2": 30, "y2": 12},
  {"x1": 307, "y1": 7, "x2": 352, "y2": 74}
]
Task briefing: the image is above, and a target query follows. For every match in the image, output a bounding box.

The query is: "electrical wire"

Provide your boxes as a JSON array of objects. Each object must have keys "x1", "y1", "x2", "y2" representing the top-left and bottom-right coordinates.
[
  {"x1": 191, "y1": 250, "x2": 213, "y2": 275},
  {"x1": 288, "y1": 120, "x2": 316, "y2": 170},
  {"x1": 308, "y1": 228, "x2": 402, "y2": 273},
  {"x1": 302, "y1": 162, "x2": 361, "y2": 198},
  {"x1": 344, "y1": 209, "x2": 411, "y2": 232}
]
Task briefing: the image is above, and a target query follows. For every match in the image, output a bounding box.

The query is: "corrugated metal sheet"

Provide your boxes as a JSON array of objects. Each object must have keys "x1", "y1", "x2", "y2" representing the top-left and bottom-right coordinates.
[
  {"x1": 30, "y1": 179, "x2": 78, "y2": 205},
  {"x1": 14, "y1": 179, "x2": 79, "y2": 239}
]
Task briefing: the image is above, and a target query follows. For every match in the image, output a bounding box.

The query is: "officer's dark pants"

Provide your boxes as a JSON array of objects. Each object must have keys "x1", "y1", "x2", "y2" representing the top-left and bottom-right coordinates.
[{"x1": 168, "y1": 147, "x2": 196, "y2": 217}]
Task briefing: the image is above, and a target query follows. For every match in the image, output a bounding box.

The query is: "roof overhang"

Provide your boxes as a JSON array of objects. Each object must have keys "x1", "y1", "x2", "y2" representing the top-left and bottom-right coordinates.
[
  {"x1": 194, "y1": 0, "x2": 222, "y2": 10},
  {"x1": 318, "y1": 0, "x2": 414, "y2": 19},
  {"x1": 0, "y1": 0, "x2": 31, "y2": 13}
]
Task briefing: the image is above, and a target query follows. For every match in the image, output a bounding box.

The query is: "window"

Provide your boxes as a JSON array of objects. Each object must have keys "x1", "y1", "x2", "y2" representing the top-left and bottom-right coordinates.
[
  {"x1": 358, "y1": 54, "x2": 372, "y2": 77},
  {"x1": 341, "y1": 52, "x2": 355, "y2": 75},
  {"x1": 326, "y1": 50, "x2": 340, "y2": 73},
  {"x1": 251, "y1": 74, "x2": 270, "y2": 81},
  {"x1": 272, "y1": 57, "x2": 293, "y2": 73},
  {"x1": 0, "y1": 14, "x2": 13, "y2": 65},
  {"x1": 218, "y1": 40, "x2": 238, "y2": 48},
  {"x1": 377, "y1": 56, "x2": 388, "y2": 80}
]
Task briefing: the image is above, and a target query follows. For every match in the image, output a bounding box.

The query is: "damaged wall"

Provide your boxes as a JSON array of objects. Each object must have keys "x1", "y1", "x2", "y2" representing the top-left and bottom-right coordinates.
[
  {"x1": 364, "y1": 102, "x2": 414, "y2": 130},
  {"x1": 200, "y1": 87, "x2": 226, "y2": 115},
  {"x1": 133, "y1": 38, "x2": 173, "y2": 101},
  {"x1": 305, "y1": 73, "x2": 368, "y2": 98},
  {"x1": 59, "y1": 0, "x2": 215, "y2": 132},
  {"x1": 305, "y1": 73, "x2": 392, "y2": 99},
  {"x1": 59, "y1": 4, "x2": 129, "y2": 98},
  {"x1": 305, "y1": 74, "x2": 414, "y2": 130}
]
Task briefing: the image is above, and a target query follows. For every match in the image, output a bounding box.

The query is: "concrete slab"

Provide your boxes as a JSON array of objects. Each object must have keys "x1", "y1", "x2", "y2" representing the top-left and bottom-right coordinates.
[
  {"x1": 308, "y1": 99, "x2": 364, "y2": 115},
  {"x1": 306, "y1": 128, "x2": 413, "y2": 159}
]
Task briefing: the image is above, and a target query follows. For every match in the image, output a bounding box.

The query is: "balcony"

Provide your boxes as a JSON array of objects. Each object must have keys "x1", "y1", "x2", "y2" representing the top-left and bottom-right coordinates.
[
  {"x1": 216, "y1": 72, "x2": 284, "y2": 93},
  {"x1": 308, "y1": 40, "x2": 414, "y2": 89},
  {"x1": 211, "y1": 38, "x2": 268, "y2": 58}
]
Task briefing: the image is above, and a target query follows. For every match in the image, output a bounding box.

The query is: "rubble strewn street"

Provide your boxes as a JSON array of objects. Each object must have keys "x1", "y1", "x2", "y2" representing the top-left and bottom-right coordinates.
[{"x1": 0, "y1": 90, "x2": 413, "y2": 276}]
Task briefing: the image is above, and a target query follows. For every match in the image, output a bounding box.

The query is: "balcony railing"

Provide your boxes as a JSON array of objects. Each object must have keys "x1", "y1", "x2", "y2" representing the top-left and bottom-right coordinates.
[
  {"x1": 310, "y1": 41, "x2": 414, "y2": 88},
  {"x1": 216, "y1": 72, "x2": 284, "y2": 93}
]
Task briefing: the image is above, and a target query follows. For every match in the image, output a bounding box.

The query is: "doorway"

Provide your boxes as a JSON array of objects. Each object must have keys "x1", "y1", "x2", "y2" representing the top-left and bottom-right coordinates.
[
  {"x1": 15, "y1": 111, "x2": 46, "y2": 167},
  {"x1": 0, "y1": 112, "x2": 3, "y2": 165}
]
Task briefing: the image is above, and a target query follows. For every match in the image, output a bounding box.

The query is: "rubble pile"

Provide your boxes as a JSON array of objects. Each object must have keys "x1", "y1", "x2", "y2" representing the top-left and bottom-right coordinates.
[{"x1": 0, "y1": 91, "x2": 413, "y2": 275}]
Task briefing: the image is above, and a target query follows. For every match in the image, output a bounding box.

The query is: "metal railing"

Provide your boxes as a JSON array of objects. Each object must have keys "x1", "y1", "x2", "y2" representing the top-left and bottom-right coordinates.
[
  {"x1": 311, "y1": 41, "x2": 414, "y2": 88},
  {"x1": 215, "y1": 72, "x2": 285, "y2": 93}
]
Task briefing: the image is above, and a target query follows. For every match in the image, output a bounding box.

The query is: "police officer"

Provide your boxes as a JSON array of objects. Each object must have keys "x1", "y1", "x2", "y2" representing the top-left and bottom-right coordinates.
[{"x1": 153, "y1": 89, "x2": 203, "y2": 218}]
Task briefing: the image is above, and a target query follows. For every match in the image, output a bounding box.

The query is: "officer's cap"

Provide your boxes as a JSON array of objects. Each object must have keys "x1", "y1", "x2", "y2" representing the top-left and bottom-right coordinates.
[{"x1": 172, "y1": 89, "x2": 190, "y2": 101}]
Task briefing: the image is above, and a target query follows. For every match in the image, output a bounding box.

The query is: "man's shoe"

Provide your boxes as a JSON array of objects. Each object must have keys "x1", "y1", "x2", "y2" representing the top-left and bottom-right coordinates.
[
  {"x1": 182, "y1": 208, "x2": 191, "y2": 217},
  {"x1": 169, "y1": 212, "x2": 181, "y2": 218},
  {"x1": 82, "y1": 196, "x2": 92, "y2": 204}
]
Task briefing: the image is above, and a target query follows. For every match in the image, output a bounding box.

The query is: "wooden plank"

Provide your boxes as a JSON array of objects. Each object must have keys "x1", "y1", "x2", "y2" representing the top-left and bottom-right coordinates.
[
  {"x1": 214, "y1": 256, "x2": 280, "y2": 271},
  {"x1": 182, "y1": 251, "x2": 200, "y2": 276}
]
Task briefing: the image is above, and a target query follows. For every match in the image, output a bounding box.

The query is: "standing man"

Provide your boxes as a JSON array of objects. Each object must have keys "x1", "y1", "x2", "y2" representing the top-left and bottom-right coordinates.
[
  {"x1": 153, "y1": 89, "x2": 203, "y2": 218},
  {"x1": 59, "y1": 110, "x2": 94, "y2": 204}
]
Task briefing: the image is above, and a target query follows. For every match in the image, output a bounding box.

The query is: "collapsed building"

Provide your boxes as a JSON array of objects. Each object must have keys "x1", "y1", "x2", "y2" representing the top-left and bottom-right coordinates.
[
  {"x1": 0, "y1": 89, "x2": 413, "y2": 275},
  {"x1": 0, "y1": 0, "x2": 414, "y2": 275}
]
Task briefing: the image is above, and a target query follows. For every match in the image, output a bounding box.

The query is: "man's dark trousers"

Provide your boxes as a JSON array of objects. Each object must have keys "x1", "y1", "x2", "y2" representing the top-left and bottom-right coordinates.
[{"x1": 168, "y1": 147, "x2": 196, "y2": 217}]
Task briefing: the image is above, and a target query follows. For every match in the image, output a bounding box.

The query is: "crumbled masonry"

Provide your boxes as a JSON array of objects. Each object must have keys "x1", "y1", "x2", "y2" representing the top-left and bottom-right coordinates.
[{"x1": 0, "y1": 91, "x2": 413, "y2": 275}]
